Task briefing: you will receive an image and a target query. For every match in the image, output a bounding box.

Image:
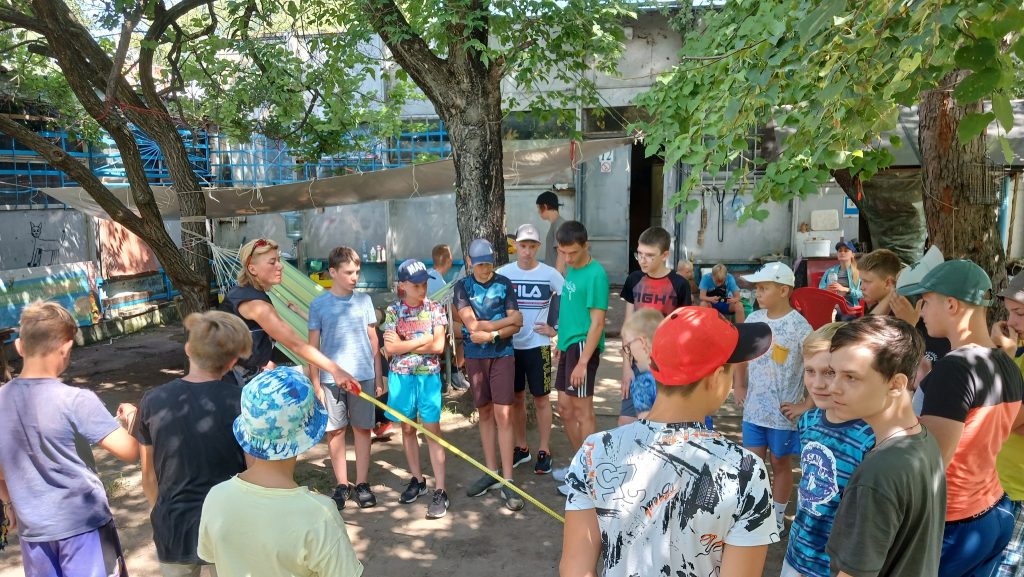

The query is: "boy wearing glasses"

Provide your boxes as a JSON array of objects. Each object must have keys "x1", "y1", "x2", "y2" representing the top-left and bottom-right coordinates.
[{"x1": 619, "y1": 227, "x2": 691, "y2": 425}]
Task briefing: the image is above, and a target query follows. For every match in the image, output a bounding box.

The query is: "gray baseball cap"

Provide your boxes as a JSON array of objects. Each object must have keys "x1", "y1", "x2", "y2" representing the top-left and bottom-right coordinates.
[
  {"x1": 515, "y1": 224, "x2": 541, "y2": 243},
  {"x1": 467, "y1": 238, "x2": 495, "y2": 265},
  {"x1": 998, "y1": 273, "x2": 1024, "y2": 304}
]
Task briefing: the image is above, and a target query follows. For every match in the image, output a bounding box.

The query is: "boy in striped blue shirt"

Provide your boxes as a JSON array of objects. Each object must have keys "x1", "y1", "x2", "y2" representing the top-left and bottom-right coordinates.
[{"x1": 779, "y1": 322, "x2": 875, "y2": 577}]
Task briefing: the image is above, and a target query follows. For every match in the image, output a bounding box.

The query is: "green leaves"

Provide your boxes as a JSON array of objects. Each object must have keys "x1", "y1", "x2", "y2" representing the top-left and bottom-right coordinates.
[
  {"x1": 953, "y1": 39, "x2": 997, "y2": 71},
  {"x1": 797, "y1": 0, "x2": 843, "y2": 43},
  {"x1": 953, "y1": 68, "x2": 1001, "y2": 103},
  {"x1": 638, "y1": 0, "x2": 1023, "y2": 220},
  {"x1": 992, "y1": 93, "x2": 1014, "y2": 131},
  {"x1": 957, "y1": 112, "x2": 995, "y2": 143}
]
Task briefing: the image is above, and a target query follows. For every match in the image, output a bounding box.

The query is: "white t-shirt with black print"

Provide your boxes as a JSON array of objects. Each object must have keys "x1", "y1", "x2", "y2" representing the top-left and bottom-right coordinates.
[{"x1": 564, "y1": 420, "x2": 779, "y2": 577}]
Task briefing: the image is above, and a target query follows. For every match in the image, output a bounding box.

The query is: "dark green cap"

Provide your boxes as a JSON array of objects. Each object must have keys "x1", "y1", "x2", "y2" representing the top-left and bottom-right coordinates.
[{"x1": 897, "y1": 259, "x2": 992, "y2": 306}]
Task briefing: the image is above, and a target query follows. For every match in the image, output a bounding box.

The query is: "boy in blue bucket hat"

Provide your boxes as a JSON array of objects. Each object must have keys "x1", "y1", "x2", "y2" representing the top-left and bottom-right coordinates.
[{"x1": 198, "y1": 367, "x2": 363, "y2": 577}]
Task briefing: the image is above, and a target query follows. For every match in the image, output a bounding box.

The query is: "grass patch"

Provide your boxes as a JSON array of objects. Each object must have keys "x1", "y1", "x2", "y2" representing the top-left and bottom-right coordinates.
[{"x1": 295, "y1": 462, "x2": 337, "y2": 495}]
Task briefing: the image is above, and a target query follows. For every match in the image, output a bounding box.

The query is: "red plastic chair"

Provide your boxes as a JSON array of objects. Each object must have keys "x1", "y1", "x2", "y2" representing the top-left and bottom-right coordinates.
[{"x1": 790, "y1": 287, "x2": 864, "y2": 329}]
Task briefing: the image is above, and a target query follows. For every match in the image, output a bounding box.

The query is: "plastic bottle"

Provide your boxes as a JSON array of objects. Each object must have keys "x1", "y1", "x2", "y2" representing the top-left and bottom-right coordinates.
[
  {"x1": 378, "y1": 245, "x2": 386, "y2": 262},
  {"x1": 361, "y1": 240, "x2": 369, "y2": 261}
]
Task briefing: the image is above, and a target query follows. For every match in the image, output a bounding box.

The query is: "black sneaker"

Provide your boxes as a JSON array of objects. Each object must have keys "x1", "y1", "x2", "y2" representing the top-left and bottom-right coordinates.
[
  {"x1": 513, "y1": 446, "x2": 531, "y2": 468},
  {"x1": 466, "y1": 472, "x2": 502, "y2": 497},
  {"x1": 534, "y1": 450, "x2": 552, "y2": 475},
  {"x1": 399, "y1": 477, "x2": 427, "y2": 504},
  {"x1": 331, "y1": 484, "x2": 352, "y2": 510},
  {"x1": 501, "y1": 483, "x2": 525, "y2": 511},
  {"x1": 354, "y1": 483, "x2": 377, "y2": 508},
  {"x1": 426, "y1": 489, "x2": 450, "y2": 519}
]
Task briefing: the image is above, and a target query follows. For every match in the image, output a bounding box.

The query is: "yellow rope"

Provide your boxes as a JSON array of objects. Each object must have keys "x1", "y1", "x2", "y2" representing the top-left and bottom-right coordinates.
[{"x1": 356, "y1": 390, "x2": 566, "y2": 524}]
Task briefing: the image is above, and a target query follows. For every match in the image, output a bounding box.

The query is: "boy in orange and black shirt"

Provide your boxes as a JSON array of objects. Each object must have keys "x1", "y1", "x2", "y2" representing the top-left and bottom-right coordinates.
[{"x1": 900, "y1": 260, "x2": 1024, "y2": 577}]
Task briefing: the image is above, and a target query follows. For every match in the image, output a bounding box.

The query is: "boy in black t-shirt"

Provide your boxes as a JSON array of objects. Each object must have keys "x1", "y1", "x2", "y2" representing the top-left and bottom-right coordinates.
[
  {"x1": 619, "y1": 226, "x2": 690, "y2": 425},
  {"x1": 826, "y1": 316, "x2": 946, "y2": 577},
  {"x1": 135, "y1": 311, "x2": 253, "y2": 577}
]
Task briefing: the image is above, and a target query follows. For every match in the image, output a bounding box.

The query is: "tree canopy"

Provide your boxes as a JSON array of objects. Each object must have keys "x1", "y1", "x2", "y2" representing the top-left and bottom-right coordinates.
[
  {"x1": 0, "y1": 0, "x2": 631, "y2": 310},
  {"x1": 2, "y1": 0, "x2": 630, "y2": 158},
  {"x1": 637, "y1": 0, "x2": 1023, "y2": 219}
]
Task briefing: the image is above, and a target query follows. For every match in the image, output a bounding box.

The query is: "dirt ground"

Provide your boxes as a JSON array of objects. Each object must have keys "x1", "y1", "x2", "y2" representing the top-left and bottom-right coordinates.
[{"x1": 0, "y1": 324, "x2": 791, "y2": 577}]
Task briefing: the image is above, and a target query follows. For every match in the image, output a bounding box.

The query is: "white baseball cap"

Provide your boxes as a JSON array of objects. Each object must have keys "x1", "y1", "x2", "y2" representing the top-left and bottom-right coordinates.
[
  {"x1": 896, "y1": 245, "x2": 944, "y2": 293},
  {"x1": 515, "y1": 223, "x2": 541, "y2": 243},
  {"x1": 742, "y1": 261, "x2": 796, "y2": 287}
]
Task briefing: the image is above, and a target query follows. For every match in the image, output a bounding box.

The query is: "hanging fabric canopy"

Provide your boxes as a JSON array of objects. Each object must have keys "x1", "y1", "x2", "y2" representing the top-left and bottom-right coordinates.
[{"x1": 42, "y1": 137, "x2": 633, "y2": 220}]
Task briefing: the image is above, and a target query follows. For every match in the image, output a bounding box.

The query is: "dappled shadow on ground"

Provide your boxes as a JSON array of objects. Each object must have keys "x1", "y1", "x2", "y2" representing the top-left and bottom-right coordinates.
[{"x1": 0, "y1": 329, "x2": 787, "y2": 577}]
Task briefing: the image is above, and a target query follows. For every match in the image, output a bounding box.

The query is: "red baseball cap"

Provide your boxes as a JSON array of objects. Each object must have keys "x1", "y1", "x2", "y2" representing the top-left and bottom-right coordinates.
[{"x1": 650, "y1": 307, "x2": 773, "y2": 386}]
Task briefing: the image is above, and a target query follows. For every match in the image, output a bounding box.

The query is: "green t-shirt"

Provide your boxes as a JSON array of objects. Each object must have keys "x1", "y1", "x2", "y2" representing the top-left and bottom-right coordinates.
[
  {"x1": 996, "y1": 352, "x2": 1024, "y2": 501},
  {"x1": 557, "y1": 259, "x2": 609, "y2": 352}
]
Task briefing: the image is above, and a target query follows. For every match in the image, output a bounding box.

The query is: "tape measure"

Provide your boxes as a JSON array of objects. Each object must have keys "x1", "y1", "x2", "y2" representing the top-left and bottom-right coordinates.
[{"x1": 356, "y1": 389, "x2": 566, "y2": 524}]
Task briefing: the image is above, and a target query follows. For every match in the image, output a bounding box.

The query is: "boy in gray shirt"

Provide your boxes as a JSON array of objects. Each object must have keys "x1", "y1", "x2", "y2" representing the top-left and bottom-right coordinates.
[{"x1": 309, "y1": 246, "x2": 384, "y2": 510}]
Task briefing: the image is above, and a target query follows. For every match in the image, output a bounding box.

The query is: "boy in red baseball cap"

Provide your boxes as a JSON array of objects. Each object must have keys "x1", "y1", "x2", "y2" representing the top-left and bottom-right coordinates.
[{"x1": 560, "y1": 307, "x2": 778, "y2": 577}]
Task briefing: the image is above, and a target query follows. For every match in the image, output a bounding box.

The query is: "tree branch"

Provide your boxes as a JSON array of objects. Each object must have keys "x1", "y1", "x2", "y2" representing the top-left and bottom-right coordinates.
[
  {"x1": 138, "y1": 0, "x2": 216, "y2": 112},
  {"x1": 0, "y1": 38, "x2": 41, "y2": 56},
  {"x1": 0, "y1": 7, "x2": 45, "y2": 33},
  {"x1": 361, "y1": 0, "x2": 450, "y2": 104},
  {"x1": 493, "y1": 37, "x2": 536, "y2": 78},
  {"x1": 0, "y1": 114, "x2": 142, "y2": 227},
  {"x1": 105, "y1": 1, "x2": 148, "y2": 104}
]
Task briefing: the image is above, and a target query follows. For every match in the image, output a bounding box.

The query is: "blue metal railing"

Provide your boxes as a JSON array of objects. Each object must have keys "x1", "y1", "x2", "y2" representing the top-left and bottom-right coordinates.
[{"x1": 0, "y1": 121, "x2": 452, "y2": 205}]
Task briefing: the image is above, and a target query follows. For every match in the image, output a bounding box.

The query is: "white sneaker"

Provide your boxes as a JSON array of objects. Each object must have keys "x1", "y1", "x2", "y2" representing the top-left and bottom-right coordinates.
[
  {"x1": 552, "y1": 467, "x2": 569, "y2": 482},
  {"x1": 556, "y1": 483, "x2": 572, "y2": 496}
]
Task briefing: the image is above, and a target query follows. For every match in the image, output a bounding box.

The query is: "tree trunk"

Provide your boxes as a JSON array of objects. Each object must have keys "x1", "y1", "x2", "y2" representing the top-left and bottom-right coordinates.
[
  {"x1": 24, "y1": 0, "x2": 212, "y2": 316},
  {"x1": 439, "y1": 79, "x2": 508, "y2": 266},
  {"x1": 366, "y1": 0, "x2": 508, "y2": 267},
  {"x1": 141, "y1": 124, "x2": 213, "y2": 314},
  {"x1": 919, "y1": 70, "x2": 1007, "y2": 319}
]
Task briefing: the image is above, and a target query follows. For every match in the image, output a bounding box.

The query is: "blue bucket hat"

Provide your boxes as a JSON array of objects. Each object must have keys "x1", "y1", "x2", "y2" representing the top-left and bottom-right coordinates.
[{"x1": 233, "y1": 367, "x2": 327, "y2": 460}]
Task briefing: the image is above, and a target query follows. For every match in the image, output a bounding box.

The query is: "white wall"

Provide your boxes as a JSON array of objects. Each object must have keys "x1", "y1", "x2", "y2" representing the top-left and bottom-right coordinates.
[
  {"x1": 212, "y1": 187, "x2": 577, "y2": 266},
  {"x1": 669, "y1": 182, "x2": 859, "y2": 266},
  {"x1": 0, "y1": 208, "x2": 92, "y2": 271}
]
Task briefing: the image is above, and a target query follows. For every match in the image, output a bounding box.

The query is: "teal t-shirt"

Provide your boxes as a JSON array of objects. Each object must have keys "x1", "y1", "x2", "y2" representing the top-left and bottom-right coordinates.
[{"x1": 557, "y1": 259, "x2": 609, "y2": 352}]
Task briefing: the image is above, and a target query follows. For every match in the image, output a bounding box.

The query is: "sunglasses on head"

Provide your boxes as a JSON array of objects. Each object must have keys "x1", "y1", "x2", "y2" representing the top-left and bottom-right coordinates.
[{"x1": 245, "y1": 239, "x2": 272, "y2": 269}]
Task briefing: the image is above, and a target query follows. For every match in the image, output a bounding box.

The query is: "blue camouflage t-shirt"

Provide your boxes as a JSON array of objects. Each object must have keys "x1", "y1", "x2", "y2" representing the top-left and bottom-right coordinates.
[
  {"x1": 786, "y1": 408, "x2": 875, "y2": 577},
  {"x1": 453, "y1": 274, "x2": 518, "y2": 359}
]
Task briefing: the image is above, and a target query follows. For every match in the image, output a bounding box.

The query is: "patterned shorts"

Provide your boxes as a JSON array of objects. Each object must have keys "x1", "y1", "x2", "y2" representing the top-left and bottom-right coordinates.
[{"x1": 997, "y1": 500, "x2": 1024, "y2": 577}]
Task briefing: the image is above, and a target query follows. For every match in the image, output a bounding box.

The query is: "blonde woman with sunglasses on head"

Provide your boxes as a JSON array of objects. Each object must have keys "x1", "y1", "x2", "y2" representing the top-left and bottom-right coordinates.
[{"x1": 223, "y1": 239, "x2": 358, "y2": 397}]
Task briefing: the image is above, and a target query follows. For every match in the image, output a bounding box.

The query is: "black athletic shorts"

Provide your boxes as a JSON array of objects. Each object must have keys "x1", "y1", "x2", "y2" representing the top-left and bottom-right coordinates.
[
  {"x1": 555, "y1": 342, "x2": 600, "y2": 398},
  {"x1": 514, "y1": 347, "x2": 552, "y2": 397}
]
